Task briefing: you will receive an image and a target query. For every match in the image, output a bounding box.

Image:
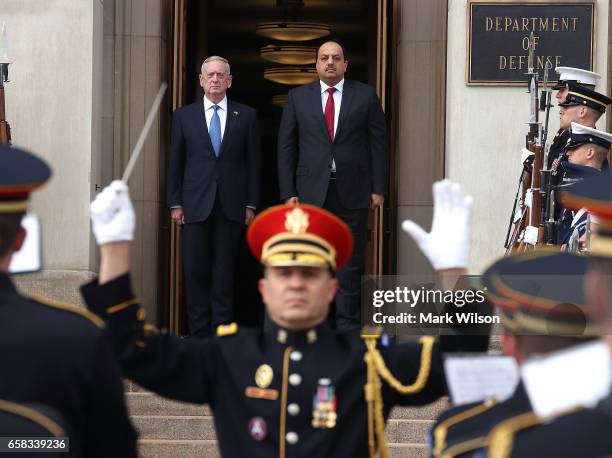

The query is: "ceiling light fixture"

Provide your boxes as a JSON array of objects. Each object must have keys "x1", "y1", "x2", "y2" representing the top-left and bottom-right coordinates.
[
  {"x1": 272, "y1": 94, "x2": 288, "y2": 108},
  {"x1": 264, "y1": 67, "x2": 318, "y2": 85},
  {"x1": 260, "y1": 45, "x2": 316, "y2": 65},
  {"x1": 255, "y1": 22, "x2": 330, "y2": 42}
]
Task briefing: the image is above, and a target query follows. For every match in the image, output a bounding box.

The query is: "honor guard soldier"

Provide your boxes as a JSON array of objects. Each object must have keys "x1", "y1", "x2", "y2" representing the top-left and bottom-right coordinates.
[
  {"x1": 555, "y1": 123, "x2": 611, "y2": 250},
  {"x1": 483, "y1": 173, "x2": 612, "y2": 458},
  {"x1": 84, "y1": 179, "x2": 489, "y2": 458},
  {"x1": 0, "y1": 145, "x2": 137, "y2": 457},
  {"x1": 430, "y1": 250, "x2": 606, "y2": 458},
  {"x1": 551, "y1": 73, "x2": 612, "y2": 173},
  {"x1": 548, "y1": 67, "x2": 601, "y2": 169}
]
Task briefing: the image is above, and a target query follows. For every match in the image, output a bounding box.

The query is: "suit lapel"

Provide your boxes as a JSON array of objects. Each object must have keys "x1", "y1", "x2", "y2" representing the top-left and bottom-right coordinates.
[
  {"x1": 335, "y1": 79, "x2": 353, "y2": 142},
  {"x1": 309, "y1": 82, "x2": 331, "y2": 143},
  {"x1": 219, "y1": 100, "x2": 238, "y2": 157},
  {"x1": 195, "y1": 102, "x2": 215, "y2": 157}
]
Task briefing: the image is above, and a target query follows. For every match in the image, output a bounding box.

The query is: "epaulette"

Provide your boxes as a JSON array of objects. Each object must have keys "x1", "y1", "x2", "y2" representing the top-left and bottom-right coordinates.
[
  {"x1": 433, "y1": 398, "x2": 498, "y2": 457},
  {"x1": 217, "y1": 322, "x2": 238, "y2": 337},
  {"x1": 360, "y1": 325, "x2": 383, "y2": 340},
  {"x1": 487, "y1": 406, "x2": 583, "y2": 458},
  {"x1": 28, "y1": 294, "x2": 104, "y2": 328}
]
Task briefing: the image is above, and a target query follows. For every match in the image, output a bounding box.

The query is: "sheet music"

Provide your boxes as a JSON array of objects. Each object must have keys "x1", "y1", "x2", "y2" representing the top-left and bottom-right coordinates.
[
  {"x1": 9, "y1": 214, "x2": 42, "y2": 274},
  {"x1": 444, "y1": 354, "x2": 519, "y2": 405}
]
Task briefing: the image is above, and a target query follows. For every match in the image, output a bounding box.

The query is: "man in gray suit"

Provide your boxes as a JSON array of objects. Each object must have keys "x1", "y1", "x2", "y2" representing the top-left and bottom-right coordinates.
[{"x1": 277, "y1": 40, "x2": 388, "y2": 330}]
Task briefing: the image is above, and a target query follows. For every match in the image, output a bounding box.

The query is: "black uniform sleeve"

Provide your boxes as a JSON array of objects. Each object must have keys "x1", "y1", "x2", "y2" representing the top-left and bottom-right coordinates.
[
  {"x1": 83, "y1": 333, "x2": 138, "y2": 458},
  {"x1": 81, "y1": 274, "x2": 216, "y2": 404},
  {"x1": 277, "y1": 89, "x2": 299, "y2": 201}
]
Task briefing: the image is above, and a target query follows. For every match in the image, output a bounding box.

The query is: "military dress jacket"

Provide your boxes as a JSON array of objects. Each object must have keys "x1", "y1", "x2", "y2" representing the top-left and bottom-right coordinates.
[
  {"x1": 0, "y1": 399, "x2": 69, "y2": 458},
  {"x1": 0, "y1": 273, "x2": 137, "y2": 457},
  {"x1": 82, "y1": 273, "x2": 489, "y2": 458},
  {"x1": 429, "y1": 383, "x2": 532, "y2": 458},
  {"x1": 487, "y1": 399, "x2": 612, "y2": 458}
]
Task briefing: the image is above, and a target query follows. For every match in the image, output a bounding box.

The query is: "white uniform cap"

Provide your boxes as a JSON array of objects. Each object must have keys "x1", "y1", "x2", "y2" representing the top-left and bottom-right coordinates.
[
  {"x1": 568, "y1": 122, "x2": 612, "y2": 149},
  {"x1": 555, "y1": 67, "x2": 600, "y2": 87}
]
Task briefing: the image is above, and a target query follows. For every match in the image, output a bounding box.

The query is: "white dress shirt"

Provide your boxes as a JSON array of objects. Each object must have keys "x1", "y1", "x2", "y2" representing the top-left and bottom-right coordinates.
[
  {"x1": 320, "y1": 79, "x2": 344, "y2": 171},
  {"x1": 203, "y1": 95, "x2": 228, "y2": 138}
]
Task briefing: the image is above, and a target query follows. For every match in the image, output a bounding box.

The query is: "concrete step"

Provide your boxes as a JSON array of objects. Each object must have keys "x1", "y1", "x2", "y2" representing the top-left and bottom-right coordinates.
[
  {"x1": 138, "y1": 440, "x2": 219, "y2": 458},
  {"x1": 127, "y1": 382, "x2": 449, "y2": 456},
  {"x1": 138, "y1": 440, "x2": 428, "y2": 458},
  {"x1": 132, "y1": 414, "x2": 433, "y2": 444},
  {"x1": 127, "y1": 391, "x2": 449, "y2": 420}
]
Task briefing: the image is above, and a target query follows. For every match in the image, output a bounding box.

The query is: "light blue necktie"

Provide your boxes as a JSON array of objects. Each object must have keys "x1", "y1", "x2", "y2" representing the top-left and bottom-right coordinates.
[{"x1": 209, "y1": 105, "x2": 221, "y2": 157}]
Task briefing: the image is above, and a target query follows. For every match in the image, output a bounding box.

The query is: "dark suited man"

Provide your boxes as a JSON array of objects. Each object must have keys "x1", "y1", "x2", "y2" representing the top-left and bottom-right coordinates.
[
  {"x1": 277, "y1": 41, "x2": 388, "y2": 330},
  {"x1": 168, "y1": 56, "x2": 261, "y2": 337}
]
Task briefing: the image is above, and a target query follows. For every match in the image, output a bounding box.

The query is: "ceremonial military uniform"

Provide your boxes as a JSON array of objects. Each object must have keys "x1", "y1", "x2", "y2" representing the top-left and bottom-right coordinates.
[
  {"x1": 489, "y1": 403, "x2": 612, "y2": 458},
  {"x1": 83, "y1": 203, "x2": 488, "y2": 458},
  {"x1": 556, "y1": 161, "x2": 600, "y2": 247},
  {"x1": 0, "y1": 399, "x2": 68, "y2": 458},
  {"x1": 0, "y1": 145, "x2": 137, "y2": 457},
  {"x1": 548, "y1": 67, "x2": 601, "y2": 170},
  {"x1": 430, "y1": 251, "x2": 599, "y2": 458},
  {"x1": 547, "y1": 128, "x2": 570, "y2": 170}
]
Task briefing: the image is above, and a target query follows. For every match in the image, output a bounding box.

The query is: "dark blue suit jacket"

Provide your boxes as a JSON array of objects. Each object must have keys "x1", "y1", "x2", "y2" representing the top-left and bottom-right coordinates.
[
  {"x1": 277, "y1": 79, "x2": 388, "y2": 209},
  {"x1": 168, "y1": 99, "x2": 261, "y2": 224}
]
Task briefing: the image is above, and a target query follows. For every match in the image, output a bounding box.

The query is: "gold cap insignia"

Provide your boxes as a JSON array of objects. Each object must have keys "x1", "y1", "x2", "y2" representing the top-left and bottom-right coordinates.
[
  {"x1": 285, "y1": 207, "x2": 309, "y2": 233},
  {"x1": 255, "y1": 364, "x2": 274, "y2": 389}
]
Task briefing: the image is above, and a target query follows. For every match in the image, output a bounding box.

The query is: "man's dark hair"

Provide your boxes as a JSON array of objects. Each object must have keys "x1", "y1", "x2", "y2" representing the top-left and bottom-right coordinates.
[
  {"x1": 316, "y1": 40, "x2": 348, "y2": 61},
  {"x1": 0, "y1": 213, "x2": 24, "y2": 258}
]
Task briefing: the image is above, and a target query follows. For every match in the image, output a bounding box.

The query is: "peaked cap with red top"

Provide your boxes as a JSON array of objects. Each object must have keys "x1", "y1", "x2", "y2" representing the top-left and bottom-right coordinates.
[{"x1": 247, "y1": 204, "x2": 353, "y2": 270}]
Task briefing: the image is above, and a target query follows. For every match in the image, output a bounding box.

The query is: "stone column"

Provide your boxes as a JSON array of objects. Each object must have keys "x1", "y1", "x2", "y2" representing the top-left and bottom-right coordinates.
[
  {"x1": 6, "y1": 0, "x2": 103, "y2": 303},
  {"x1": 111, "y1": 0, "x2": 170, "y2": 321},
  {"x1": 395, "y1": 0, "x2": 448, "y2": 275}
]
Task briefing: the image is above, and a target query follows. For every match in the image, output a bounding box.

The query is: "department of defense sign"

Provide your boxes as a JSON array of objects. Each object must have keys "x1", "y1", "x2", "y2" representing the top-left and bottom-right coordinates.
[{"x1": 468, "y1": 1, "x2": 594, "y2": 85}]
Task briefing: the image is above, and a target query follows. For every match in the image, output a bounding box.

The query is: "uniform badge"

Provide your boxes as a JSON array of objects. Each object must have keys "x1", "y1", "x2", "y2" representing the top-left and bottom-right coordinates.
[
  {"x1": 248, "y1": 417, "x2": 267, "y2": 441},
  {"x1": 311, "y1": 378, "x2": 337, "y2": 429},
  {"x1": 255, "y1": 364, "x2": 274, "y2": 388}
]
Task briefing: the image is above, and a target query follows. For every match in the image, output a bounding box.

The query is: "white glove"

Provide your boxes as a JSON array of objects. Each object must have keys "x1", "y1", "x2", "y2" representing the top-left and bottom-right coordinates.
[
  {"x1": 523, "y1": 225, "x2": 539, "y2": 246},
  {"x1": 90, "y1": 180, "x2": 135, "y2": 245},
  {"x1": 402, "y1": 180, "x2": 473, "y2": 270},
  {"x1": 524, "y1": 188, "x2": 533, "y2": 209}
]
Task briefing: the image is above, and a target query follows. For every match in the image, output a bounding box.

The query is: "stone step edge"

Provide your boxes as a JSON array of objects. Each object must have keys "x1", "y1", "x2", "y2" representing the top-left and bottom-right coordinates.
[
  {"x1": 130, "y1": 415, "x2": 432, "y2": 423},
  {"x1": 138, "y1": 439, "x2": 427, "y2": 447}
]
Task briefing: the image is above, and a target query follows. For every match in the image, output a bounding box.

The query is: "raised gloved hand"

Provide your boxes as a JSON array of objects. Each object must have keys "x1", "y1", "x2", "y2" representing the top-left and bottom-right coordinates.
[
  {"x1": 402, "y1": 180, "x2": 473, "y2": 270},
  {"x1": 90, "y1": 180, "x2": 135, "y2": 245}
]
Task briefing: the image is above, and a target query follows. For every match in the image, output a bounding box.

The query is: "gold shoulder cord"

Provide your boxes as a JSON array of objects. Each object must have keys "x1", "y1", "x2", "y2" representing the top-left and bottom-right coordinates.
[
  {"x1": 433, "y1": 398, "x2": 497, "y2": 457},
  {"x1": 0, "y1": 399, "x2": 65, "y2": 437},
  {"x1": 488, "y1": 406, "x2": 583, "y2": 458},
  {"x1": 362, "y1": 334, "x2": 435, "y2": 458}
]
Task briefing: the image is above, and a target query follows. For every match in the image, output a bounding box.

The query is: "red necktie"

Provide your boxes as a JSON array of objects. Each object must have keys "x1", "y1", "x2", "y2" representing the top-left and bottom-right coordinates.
[{"x1": 324, "y1": 87, "x2": 336, "y2": 141}]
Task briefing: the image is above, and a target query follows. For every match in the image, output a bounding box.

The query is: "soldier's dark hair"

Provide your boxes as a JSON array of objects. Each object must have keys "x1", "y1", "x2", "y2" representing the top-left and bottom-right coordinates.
[
  {"x1": 316, "y1": 40, "x2": 348, "y2": 61},
  {"x1": 0, "y1": 213, "x2": 25, "y2": 258}
]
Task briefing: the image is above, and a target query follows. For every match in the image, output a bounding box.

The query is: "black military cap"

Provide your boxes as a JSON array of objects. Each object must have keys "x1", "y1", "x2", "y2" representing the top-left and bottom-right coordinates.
[
  {"x1": 481, "y1": 255, "x2": 521, "y2": 332},
  {"x1": 562, "y1": 170, "x2": 612, "y2": 258},
  {"x1": 0, "y1": 144, "x2": 51, "y2": 213},
  {"x1": 558, "y1": 81, "x2": 612, "y2": 113},
  {"x1": 483, "y1": 251, "x2": 596, "y2": 336}
]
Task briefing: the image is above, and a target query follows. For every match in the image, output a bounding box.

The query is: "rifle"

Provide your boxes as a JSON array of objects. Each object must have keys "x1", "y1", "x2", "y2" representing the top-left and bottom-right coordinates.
[
  {"x1": 0, "y1": 62, "x2": 10, "y2": 145},
  {"x1": 507, "y1": 33, "x2": 541, "y2": 252},
  {"x1": 538, "y1": 64, "x2": 557, "y2": 245}
]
